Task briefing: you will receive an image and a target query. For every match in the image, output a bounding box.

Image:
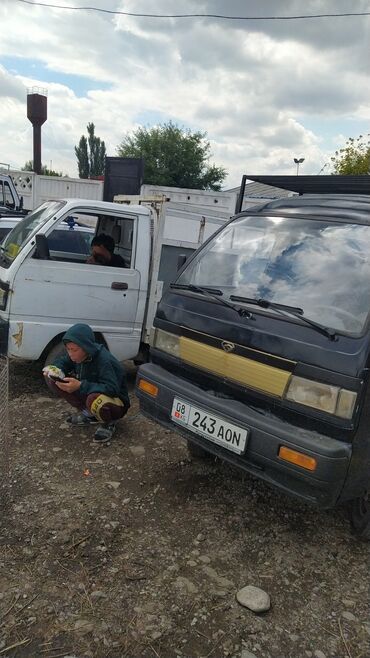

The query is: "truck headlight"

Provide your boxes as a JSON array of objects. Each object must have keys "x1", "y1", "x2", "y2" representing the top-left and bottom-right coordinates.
[
  {"x1": 0, "y1": 282, "x2": 9, "y2": 311},
  {"x1": 285, "y1": 375, "x2": 357, "y2": 419},
  {"x1": 152, "y1": 328, "x2": 180, "y2": 357}
]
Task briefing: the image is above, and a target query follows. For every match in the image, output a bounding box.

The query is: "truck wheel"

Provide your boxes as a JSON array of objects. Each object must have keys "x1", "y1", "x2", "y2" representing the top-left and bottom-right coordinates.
[
  {"x1": 350, "y1": 492, "x2": 370, "y2": 540},
  {"x1": 187, "y1": 440, "x2": 212, "y2": 460},
  {"x1": 44, "y1": 341, "x2": 65, "y2": 367}
]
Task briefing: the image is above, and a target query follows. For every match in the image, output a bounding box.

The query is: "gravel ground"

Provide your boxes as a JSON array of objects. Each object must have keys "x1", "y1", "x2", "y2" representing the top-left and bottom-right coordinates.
[{"x1": 0, "y1": 361, "x2": 369, "y2": 658}]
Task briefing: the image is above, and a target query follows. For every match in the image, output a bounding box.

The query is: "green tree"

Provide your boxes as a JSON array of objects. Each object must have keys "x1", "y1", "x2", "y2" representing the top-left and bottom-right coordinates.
[
  {"x1": 75, "y1": 123, "x2": 106, "y2": 178},
  {"x1": 22, "y1": 161, "x2": 63, "y2": 176},
  {"x1": 75, "y1": 135, "x2": 89, "y2": 178},
  {"x1": 117, "y1": 121, "x2": 227, "y2": 190},
  {"x1": 331, "y1": 134, "x2": 370, "y2": 175}
]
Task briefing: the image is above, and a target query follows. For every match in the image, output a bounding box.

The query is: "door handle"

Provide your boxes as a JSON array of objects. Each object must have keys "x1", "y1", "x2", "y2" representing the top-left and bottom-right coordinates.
[{"x1": 111, "y1": 282, "x2": 128, "y2": 290}]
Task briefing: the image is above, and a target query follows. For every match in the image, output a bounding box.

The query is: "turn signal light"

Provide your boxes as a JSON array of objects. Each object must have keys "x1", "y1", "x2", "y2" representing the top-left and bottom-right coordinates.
[
  {"x1": 278, "y1": 446, "x2": 317, "y2": 471},
  {"x1": 138, "y1": 379, "x2": 159, "y2": 397}
]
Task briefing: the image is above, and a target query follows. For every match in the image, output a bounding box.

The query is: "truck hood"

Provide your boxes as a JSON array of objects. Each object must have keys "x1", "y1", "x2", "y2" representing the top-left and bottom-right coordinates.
[{"x1": 155, "y1": 290, "x2": 370, "y2": 380}]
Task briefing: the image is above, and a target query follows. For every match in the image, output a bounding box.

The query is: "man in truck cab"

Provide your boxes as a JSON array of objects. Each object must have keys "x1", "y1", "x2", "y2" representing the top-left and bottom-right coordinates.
[{"x1": 87, "y1": 233, "x2": 127, "y2": 267}]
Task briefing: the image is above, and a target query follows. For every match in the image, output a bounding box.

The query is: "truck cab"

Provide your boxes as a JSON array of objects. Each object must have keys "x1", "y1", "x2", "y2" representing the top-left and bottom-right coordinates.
[
  {"x1": 0, "y1": 198, "x2": 151, "y2": 363},
  {"x1": 0, "y1": 174, "x2": 24, "y2": 217},
  {"x1": 136, "y1": 176, "x2": 370, "y2": 538}
]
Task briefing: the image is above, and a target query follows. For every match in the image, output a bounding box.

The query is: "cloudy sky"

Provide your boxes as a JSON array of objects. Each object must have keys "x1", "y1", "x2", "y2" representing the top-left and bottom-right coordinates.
[{"x1": 0, "y1": 0, "x2": 369, "y2": 187}]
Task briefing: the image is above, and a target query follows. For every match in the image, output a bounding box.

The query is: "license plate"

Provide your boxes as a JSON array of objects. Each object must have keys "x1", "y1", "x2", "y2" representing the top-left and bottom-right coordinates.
[{"x1": 171, "y1": 398, "x2": 248, "y2": 455}]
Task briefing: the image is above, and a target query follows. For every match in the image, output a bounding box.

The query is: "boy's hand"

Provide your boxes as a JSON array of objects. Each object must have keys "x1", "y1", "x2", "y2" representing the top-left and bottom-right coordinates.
[
  {"x1": 43, "y1": 365, "x2": 65, "y2": 380},
  {"x1": 56, "y1": 377, "x2": 81, "y2": 393}
]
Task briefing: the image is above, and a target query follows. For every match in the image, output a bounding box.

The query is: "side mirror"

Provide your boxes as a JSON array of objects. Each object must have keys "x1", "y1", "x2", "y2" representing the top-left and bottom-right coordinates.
[
  {"x1": 19, "y1": 196, "x2": 24, "y2": 211},
  {"x1": 34, "y1": 234, "x2": 50, "y2": 260},
  {"x1": 177, "y1": 254, "x2": 187, "y2": 271}
]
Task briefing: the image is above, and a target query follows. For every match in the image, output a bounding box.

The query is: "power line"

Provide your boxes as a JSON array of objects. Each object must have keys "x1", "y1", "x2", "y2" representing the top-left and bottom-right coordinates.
[{"x1": 14, "y1": 0, "x2": 370, "y2": 21}]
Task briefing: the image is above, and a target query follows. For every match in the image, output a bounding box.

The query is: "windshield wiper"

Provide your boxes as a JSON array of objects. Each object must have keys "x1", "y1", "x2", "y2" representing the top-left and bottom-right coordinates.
[
  {"x1": 170, "y1": 283, "x2": 252, "y2": 318},
  {"x1": 230, "y1": 295, "x2": 303, "y2": 315},
  {"x1": 172, "y1": 283, "x2": 223, "y2": 296},
  {"x1": 230, "y1": 295, "x2": 336, "y2": 340}
]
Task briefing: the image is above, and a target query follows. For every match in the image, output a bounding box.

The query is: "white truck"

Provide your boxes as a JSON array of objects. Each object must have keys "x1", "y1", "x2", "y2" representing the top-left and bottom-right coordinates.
[
  {"x1": 0, "y1": 193, "x2": 232, "y2": 364},
  {"x1": 0, "y1": 172, "x2": 25, "y2": 216}
]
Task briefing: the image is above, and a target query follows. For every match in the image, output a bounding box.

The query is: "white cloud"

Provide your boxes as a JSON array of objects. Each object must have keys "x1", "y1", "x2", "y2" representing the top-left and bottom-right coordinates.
[
  {"x1": 0, "y1": 0, "x2": 369, "y2": 184},
  {"x1": 0, "y1": 65, "x2": 25, "y2": 101}
]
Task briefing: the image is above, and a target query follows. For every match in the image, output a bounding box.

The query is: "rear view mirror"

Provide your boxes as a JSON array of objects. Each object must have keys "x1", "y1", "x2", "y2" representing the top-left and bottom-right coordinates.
[
  {"x1": 34, "y1": 234, "x2": 50, "y2": 260},
  {"x1": 177, "y1": 254, "x2": 187, "y2": 271}
]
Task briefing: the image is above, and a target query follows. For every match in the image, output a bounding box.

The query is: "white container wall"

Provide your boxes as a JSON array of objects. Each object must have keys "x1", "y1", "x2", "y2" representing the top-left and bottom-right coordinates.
[{"x1": 8, "y1": 170, "x2": 103, "y2": 210}]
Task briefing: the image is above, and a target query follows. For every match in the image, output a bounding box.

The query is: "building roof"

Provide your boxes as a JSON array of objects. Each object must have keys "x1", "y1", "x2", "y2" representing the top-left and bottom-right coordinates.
[
  {"x1": 226, "y1": 181, "x2": 292, "y2": 199},
  {"x1": 244, "y1": 175, "x2": 370, "y2": 196}
]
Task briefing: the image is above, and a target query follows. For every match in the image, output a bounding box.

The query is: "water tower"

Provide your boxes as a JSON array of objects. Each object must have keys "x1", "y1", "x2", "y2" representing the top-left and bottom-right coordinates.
[{"x1": 27, "y1": 87, "x2": 48, "y2": 174}]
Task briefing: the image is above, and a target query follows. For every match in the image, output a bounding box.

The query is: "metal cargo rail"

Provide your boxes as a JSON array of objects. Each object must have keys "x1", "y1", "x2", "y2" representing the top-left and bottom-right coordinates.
[{"x1": 235, "y1": 175, "x2": 370, "y2": 212}]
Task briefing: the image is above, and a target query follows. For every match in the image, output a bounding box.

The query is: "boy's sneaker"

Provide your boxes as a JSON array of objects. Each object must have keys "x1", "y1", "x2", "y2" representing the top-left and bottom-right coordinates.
[
  {"x1": 94, "y1": 422, "x2": 116, "y2": 443},
  {"x1": 67, "y1": 412, "x2": 99, "y2": 426}
]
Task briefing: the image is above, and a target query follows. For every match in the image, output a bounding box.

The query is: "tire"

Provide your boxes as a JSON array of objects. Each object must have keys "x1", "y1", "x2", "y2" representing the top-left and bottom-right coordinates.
[
  {"x1": 187, "y1": 440, "x2": 212, "y2": 460},
  {"x1": 44, "y1": 341, "x2": 66, "y2": 368},
  {"x1": 350, "y1": 492, "x2": 370, "y2": 540}
]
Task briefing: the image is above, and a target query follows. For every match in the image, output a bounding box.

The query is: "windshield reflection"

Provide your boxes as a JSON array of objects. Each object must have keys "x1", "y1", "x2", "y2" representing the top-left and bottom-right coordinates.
[
  {"x1": 177, "y1": 215, "x2": 370, "y2": 334},
  {"x1": 0, "y1": 201, "x2": 65, "y2": 268}
]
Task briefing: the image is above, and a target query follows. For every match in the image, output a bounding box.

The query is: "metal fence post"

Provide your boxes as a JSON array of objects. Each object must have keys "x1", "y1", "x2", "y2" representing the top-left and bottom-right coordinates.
[{"x1": 0, "y1": 355, "x2": 9, "y2": 506}]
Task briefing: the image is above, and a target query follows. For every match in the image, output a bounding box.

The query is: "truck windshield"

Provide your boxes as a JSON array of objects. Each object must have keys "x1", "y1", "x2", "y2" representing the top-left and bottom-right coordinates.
[
  {"x1": 176, "y1": 215, "x2": 370, "y2": 335},
  {"x1": 0, "y1": 201, "x2": 65, "y2": 268}
]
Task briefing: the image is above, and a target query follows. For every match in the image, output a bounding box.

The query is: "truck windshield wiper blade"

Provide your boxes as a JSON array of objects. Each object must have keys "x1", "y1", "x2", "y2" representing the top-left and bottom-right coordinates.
[
  {"x1": 170, "y1": 283, "x2": 252, "y2": 318},
  {"x1": 171, "y1": 283, "x2": 223, "y2": 296},
  {"x1": 230, "y1": 295, "x2": 303, "y2": 315},
  {"x1": 230, "y1": 295, "x2": 336, "y2": 340}
]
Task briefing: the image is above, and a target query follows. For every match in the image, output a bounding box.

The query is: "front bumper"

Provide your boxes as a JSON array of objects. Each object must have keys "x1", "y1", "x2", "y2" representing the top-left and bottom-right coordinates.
[
  {"x1": 136, "y1": 363, "x2": 352, "y2": 509},
  {"x1": 0, "y1": 317, "x2": 9, "y2": 355}
]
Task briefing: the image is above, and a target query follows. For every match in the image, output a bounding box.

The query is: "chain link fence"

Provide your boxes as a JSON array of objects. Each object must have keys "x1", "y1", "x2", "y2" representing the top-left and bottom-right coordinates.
[{"x1": 0, "y1": 356, "x2": 9, "y2": 506}]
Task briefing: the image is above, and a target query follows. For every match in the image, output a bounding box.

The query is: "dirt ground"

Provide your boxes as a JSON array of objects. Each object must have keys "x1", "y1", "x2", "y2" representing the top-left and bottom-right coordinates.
[{"x1": 0, "y1": 361, "x2": 369, "y2": 658}]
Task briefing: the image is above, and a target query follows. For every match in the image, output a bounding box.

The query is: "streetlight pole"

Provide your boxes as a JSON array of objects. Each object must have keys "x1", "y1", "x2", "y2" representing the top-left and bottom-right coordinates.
[{"x1": 293, "y1": 157, "x2": 305, "y2": 175}]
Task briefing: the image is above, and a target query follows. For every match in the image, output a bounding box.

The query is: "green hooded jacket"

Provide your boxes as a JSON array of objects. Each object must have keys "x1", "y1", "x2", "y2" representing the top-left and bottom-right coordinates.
[{"x1": 53, "y1": 324, "x2": 130, "y2": 406}]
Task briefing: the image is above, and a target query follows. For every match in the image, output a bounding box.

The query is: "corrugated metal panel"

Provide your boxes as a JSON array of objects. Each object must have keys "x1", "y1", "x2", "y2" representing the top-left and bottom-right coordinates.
[
  {"x1": 243, "y1": 181, "x2": 292, "y2": 198},
  {"x1": 245, "y1": 175, "x2": 370, "y2": 195},
  {"x1": 226, "y1": 182, "x2": 292, "y2": 199}
]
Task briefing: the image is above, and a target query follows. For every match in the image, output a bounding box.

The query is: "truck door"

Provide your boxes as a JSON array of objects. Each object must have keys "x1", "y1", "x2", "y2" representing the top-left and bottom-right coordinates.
[{"x1": 9, "y1": 207, "x2": 146, "y2": 361}]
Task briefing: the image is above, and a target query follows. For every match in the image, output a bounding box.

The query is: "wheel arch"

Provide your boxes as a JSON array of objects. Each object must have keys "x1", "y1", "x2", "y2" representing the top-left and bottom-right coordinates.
[{"x1": 39, "y1": 330, "x2": 108, "y2": 364}]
